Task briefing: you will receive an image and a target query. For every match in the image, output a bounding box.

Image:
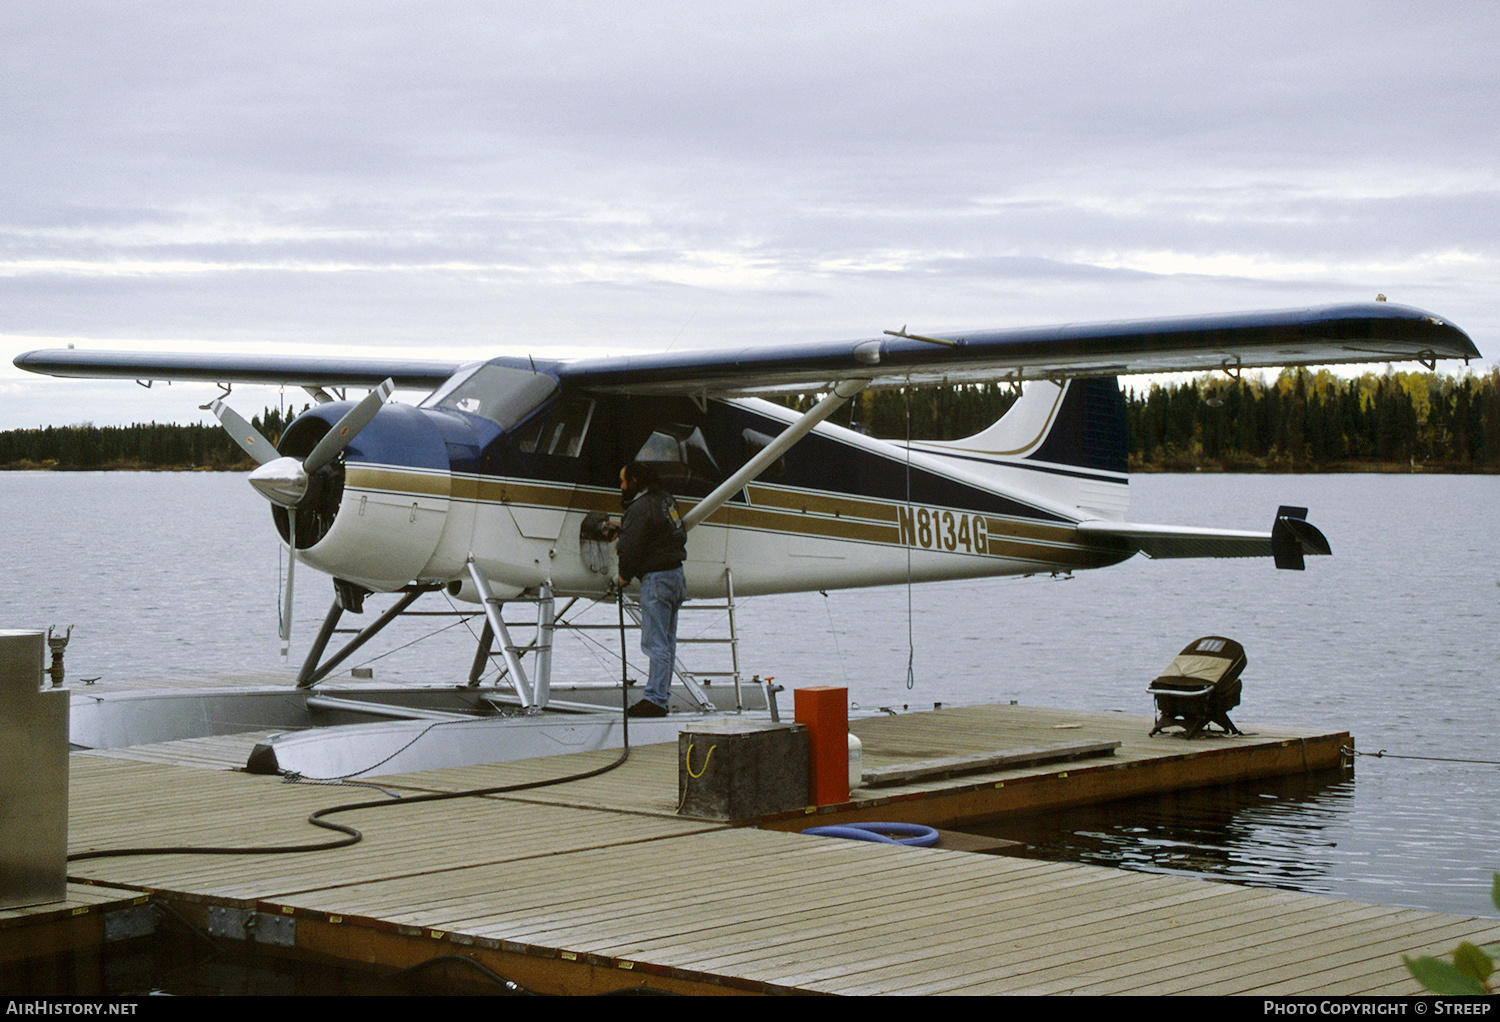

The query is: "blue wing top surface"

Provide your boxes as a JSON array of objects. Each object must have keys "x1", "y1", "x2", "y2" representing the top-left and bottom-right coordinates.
[
  {"x1": 9, "y1": 350, "x2": 474, "y2": 390},
  {"x1": 554, "y1": 303, "x2": 1478, "y2": 396},
  {"x1": 13, "y1": 302, "x2": 1478, "y2": 398}
]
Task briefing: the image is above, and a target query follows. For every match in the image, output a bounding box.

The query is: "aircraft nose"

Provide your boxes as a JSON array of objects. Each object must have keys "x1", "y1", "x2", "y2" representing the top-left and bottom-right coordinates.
[{"x1": 248, "y1": 455, "x2": 309, "y2": 508}]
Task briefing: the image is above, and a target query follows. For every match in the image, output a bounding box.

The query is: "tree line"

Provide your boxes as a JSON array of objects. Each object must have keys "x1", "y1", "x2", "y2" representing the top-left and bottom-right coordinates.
[
  {"x1": 0, "y1": 407, "x2": 293, "y2": 470},
  {"x1": 1125, "y1": 367, "x2": 1500, "y2": 471},
  {"x1": 5, "y1": 370, "x2": 1499, "y2": 471},
  {"x1": 794, "y1": 366, "x2": 1500, "y2": 472}
]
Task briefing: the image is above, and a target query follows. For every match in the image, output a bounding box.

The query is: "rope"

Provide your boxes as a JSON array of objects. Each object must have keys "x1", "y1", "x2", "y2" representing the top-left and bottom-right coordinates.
[
  {"x1": 1343, "y1": 745, "x2": 1500, "y2": 767},
  {"x1": 819, "y1": 590, "x2": 852, "y2": 686},
  {"x1": 903, "y1": 380, "x2": 916, "y2": 691},
  {"x1": 684, "y1": 741, "x2": 716, "y2": 778}
]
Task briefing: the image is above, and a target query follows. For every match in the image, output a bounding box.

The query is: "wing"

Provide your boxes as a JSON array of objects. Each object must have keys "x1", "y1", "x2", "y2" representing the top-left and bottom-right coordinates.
[
  {"x1": 555, "y1": 302, "x2": 1478, "y2": 396},
  {"x1": 13, "y1": 302, "x2": 1477, "y2": 397},
  {"x1": 10, "y1": 350, "x2": 472, "y2": 390}
]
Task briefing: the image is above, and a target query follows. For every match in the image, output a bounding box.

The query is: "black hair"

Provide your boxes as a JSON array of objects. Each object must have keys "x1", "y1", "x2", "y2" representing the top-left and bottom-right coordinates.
[{"x1": 624, "y1": 460, "x2": 660, "y2": 490}]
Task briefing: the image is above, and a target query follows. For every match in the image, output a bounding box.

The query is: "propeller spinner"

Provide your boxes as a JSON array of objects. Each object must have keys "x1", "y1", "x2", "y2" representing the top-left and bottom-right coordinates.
[{"x1": 210, "y1": 379, "x2": 395, "y2": 651}]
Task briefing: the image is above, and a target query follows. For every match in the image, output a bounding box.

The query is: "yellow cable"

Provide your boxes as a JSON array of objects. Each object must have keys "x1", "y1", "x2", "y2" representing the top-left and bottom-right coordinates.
[{"x1": 685, "y1": 741, "x2": 717, "y2": 778}]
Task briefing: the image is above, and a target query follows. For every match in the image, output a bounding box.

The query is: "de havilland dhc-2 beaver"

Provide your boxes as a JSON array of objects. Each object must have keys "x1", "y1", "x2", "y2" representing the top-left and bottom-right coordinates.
[{"x1": 14, "y1": 301, "x2": 1479, "y2": 777}]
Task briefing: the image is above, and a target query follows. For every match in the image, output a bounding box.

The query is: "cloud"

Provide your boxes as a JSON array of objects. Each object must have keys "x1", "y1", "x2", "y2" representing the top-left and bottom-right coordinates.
[{"x1": 2, "y1": 2, "x2": 1496, "y2": 427}]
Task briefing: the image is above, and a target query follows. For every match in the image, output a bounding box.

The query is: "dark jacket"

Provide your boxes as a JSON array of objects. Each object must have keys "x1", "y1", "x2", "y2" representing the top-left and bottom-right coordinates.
[{"x1": 616, "y1": 486, "x2": 687, "y2": 582}]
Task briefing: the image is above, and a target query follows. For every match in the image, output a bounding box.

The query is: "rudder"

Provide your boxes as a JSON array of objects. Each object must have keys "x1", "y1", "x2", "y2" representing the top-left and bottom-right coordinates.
[{"x1": 906, "y1": 378, "x2": 1130, "y2": 519}]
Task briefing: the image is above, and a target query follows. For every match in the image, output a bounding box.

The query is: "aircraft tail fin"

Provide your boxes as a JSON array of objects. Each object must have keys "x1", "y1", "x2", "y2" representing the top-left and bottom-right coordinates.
[
  {"x1": 1271, "y1": 505, "x2": 1331, "y2": 570},
  {"x1": 907, "y1": 378, "x2": 1130, "y2": 519}
]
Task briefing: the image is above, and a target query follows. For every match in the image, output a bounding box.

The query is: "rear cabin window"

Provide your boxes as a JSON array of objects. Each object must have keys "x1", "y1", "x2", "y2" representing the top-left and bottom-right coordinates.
[{"x1": 633, "y1": 423, "x2": 721, "y2": 494}]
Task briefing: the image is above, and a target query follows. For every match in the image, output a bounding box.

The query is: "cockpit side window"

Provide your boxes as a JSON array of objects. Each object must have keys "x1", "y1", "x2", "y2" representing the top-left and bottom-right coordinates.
[
  {"x1": 517, "y1": 397, "x2": 595, "y2": 458},
  {"x1": 422, "y1": 363, "x2": 558, "y2": 432}
]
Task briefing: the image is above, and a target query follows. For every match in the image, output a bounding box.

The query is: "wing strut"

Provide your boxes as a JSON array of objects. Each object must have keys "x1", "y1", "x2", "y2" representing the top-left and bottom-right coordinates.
[{"x1": 681, "y1": 379, "x2": 868, "y2": 531}]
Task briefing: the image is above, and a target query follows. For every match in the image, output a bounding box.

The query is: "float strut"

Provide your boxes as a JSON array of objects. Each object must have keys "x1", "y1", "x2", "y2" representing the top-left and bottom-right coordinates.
[
  {"x1": 466, "y1": 558, "x2": 536, "y2": 710},
  {"x1": 295, "y1": 603, "x2": 344, "y2": 688},
  {"x1": 467, "y1": 620, "x2": 495, "y2": 687},
  {"x1": 295, "y1": 586, "x2": 437, "y2": 689}
]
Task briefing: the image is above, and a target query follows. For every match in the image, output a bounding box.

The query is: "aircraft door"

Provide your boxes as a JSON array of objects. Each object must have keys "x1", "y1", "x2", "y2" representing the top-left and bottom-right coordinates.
[{"x1": 505, "y1": 396, "x2": 596, "y2": 546}]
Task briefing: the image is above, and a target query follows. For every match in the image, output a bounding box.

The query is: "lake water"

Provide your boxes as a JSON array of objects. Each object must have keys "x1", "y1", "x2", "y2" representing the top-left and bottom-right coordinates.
[{"x1": 2, "y1": 471, "x2": 1497, "y2": 919}]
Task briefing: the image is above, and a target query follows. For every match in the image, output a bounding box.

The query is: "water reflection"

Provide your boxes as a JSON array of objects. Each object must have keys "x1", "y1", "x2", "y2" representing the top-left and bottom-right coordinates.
[{"x1": 977, "y1": 769, "x2": 1362, "y2": 896}]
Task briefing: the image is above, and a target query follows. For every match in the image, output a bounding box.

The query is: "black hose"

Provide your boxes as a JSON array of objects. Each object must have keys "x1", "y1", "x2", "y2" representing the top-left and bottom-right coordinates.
[
  {"x1": 69, "y1": 592, "x2": 638, "y2": 864},
  {"x1": 619, "y1": 583, "x2": 631, "y2": 746}
]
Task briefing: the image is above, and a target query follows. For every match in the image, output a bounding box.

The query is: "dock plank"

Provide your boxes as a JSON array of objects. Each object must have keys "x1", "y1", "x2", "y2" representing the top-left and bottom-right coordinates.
[{"x1": 44, "y1": 702, "x2": 1497, "y2": 996}]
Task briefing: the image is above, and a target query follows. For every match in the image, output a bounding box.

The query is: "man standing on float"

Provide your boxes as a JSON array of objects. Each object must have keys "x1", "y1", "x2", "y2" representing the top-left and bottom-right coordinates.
[{"x1": 608, "y1": 461, "x2": 687, "y2": 718}]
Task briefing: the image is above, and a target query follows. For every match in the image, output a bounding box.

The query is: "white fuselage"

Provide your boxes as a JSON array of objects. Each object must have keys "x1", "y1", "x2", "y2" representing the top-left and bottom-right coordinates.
[{"x1": 296, "y1": 389, "x2": 1135, "y2": 603}]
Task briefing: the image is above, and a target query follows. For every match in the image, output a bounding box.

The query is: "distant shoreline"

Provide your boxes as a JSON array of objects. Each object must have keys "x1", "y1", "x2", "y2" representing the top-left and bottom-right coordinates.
[
  {"x1": 1130, "y1": 459, "x2": 1499, "y2": 475},
  {"x1": 5, "y1": 458, "x2": 1496, "y2": 474},
  {"x1": 0, "y1": 460, "x2": 249, "y2": 472}
]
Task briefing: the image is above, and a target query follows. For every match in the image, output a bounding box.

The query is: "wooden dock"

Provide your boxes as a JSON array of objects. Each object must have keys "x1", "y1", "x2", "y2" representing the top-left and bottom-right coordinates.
[{"x1": 6, "y1": 704, "x2": 1497, "y2": 995}]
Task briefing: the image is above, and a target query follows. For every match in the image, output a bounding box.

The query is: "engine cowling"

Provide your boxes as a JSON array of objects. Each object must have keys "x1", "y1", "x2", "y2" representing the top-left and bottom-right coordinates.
[{"x1": 282, "y1": 402, "x2": 467, "y2": 592}]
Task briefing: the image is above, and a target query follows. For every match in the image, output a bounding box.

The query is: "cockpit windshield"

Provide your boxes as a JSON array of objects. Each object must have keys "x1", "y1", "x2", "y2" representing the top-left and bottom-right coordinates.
[{"x1": 421, "y1": 362, "x2": 559, "y2": 432}]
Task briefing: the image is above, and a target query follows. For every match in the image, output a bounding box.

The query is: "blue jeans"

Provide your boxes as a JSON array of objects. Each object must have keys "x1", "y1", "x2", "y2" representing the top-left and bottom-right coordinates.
[{"x1": 638, "y1": 566, "x2": 686, "y2": 708}]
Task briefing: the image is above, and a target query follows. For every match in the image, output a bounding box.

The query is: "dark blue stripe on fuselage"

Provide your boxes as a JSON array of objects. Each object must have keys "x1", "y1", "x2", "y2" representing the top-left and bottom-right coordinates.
[{"x1": 455, "y1": 389, "x2": 1073, "y2": 524}]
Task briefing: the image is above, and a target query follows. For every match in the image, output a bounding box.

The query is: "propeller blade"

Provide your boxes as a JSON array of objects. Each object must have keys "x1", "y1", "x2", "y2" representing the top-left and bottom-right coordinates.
[
  {"x1": 209, "y1": 399, "x2": 278, "y2": 466},
  {"x1": 279, "y1": 513, "x2": 296, "y2": 656},
  {"x1": 303, "y1": 378, "x2": 394, "y2": 475}
]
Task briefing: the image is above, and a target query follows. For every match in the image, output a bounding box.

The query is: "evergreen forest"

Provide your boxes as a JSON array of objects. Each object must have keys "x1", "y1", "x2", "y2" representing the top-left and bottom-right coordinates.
[{"x1": 4, "y1": 368, "x2": 1499, "y2": 472}]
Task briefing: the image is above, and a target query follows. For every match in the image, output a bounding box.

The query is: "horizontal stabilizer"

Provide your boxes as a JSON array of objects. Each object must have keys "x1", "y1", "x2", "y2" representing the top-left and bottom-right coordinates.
[
  {"x1": 1078, "y1": 506, "x2": 1330, "y2": 569},
  {"x1": 1271, "y1": 505, "x2": 1331, "y2": 571}
]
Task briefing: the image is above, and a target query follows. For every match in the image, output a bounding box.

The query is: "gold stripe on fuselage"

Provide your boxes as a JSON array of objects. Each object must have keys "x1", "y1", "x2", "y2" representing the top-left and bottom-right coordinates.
[{"x1": 345, "y1": 465, "x2": 1125, "y2": 570}]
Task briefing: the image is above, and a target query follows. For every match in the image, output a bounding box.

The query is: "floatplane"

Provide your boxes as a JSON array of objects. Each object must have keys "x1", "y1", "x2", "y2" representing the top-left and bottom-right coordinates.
[{"x1": 15, "y1": 302, "x2": 1478, "y2": 778}]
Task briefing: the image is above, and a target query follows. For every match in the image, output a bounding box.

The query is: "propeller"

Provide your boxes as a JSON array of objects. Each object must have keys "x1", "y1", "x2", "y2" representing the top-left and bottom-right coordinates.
[
  {"x1": 210, "y1": 401, "x2": 279, "y2": 466},
  {"x1": 209, "y1": 379, "x2": 395, "y2": 653}
]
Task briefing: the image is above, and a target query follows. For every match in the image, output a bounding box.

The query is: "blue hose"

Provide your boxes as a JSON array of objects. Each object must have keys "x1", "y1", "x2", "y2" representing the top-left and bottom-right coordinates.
[{"x1": 801, "y1": 822, "x2": 940, "y2": 847}]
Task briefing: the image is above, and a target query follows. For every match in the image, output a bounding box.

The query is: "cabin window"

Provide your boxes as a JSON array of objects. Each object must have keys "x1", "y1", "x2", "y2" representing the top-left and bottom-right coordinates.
[
  {"x1": 634, "y1": 423, "x2": 721, "y2": 494},
  {"x1": 517, "y1": 397, "x2": 595, "y2": 458}
]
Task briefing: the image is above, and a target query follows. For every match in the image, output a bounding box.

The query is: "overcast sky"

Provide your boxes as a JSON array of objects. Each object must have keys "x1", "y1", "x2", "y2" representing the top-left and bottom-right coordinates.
[{"x1": 2, "y1": 1, "x2": 1496, "y2": 428}]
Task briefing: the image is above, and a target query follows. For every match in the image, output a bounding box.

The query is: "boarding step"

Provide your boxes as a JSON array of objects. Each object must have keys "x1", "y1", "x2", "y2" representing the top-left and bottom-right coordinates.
[{"x1": 861, "y1": 740, "x2": 1120, "y2": 788}]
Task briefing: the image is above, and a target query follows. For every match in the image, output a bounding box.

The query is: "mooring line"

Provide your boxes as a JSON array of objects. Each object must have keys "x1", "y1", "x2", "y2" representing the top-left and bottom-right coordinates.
[{"x1": 1343, "y1": 745, "x2": 1500, "y2": 766}]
